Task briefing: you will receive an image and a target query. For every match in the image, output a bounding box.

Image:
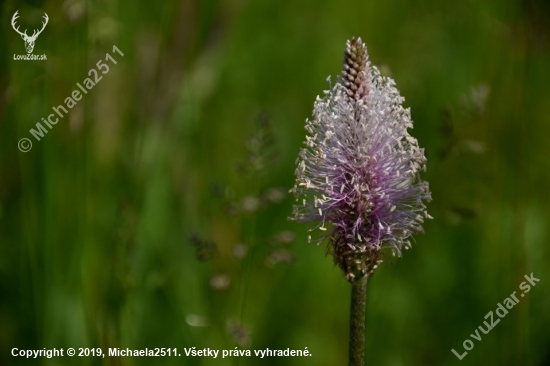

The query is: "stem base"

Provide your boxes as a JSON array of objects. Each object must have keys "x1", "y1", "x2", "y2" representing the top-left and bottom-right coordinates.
[{"x1": 349, "y1": 275, "x2": 368, "y2": 366}]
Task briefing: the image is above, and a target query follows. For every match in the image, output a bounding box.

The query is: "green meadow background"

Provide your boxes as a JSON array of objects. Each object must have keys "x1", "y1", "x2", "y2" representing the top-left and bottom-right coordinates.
[{"x1": 1, "y1": 0, "x2": 549, "y2": 365}]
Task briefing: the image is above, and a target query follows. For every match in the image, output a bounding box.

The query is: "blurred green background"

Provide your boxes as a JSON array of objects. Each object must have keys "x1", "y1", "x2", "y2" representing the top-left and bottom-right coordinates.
[{"x1": 1, "y1": 0, "x2": 549, "y2": 365}]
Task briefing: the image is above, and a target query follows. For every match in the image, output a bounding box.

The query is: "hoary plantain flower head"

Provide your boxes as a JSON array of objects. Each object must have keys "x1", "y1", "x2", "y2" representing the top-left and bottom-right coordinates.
[{"x1": 290, "y1": 38, "x2": 432, "y2": 282}]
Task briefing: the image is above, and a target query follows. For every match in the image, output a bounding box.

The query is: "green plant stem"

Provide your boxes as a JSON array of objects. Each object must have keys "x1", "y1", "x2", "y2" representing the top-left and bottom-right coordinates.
[{"x1": 349, "y1": 275, "x2": 368, "y2": 366}]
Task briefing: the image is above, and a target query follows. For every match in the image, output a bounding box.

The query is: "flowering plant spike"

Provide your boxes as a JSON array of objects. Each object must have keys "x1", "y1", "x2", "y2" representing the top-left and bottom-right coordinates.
[{"x1": 291, "y1": 38, "x2": 432, "y2": 282}]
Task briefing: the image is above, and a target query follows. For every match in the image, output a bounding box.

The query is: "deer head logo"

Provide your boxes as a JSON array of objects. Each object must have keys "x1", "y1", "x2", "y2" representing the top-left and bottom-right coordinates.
[{"x1": 11, "y1": 11, "x2": 49, "y2": 54}]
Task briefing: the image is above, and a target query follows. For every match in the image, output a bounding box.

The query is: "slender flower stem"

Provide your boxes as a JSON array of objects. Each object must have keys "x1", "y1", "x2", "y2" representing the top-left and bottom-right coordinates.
[{"x1": 349, "y1": 275, "x2": 368, "y2": 366}]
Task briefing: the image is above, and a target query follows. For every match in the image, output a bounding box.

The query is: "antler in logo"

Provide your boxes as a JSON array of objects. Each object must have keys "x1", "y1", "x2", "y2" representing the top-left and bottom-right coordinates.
[{"x1": 11, "y1": 11, "x2": 49, "y2": 54}]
